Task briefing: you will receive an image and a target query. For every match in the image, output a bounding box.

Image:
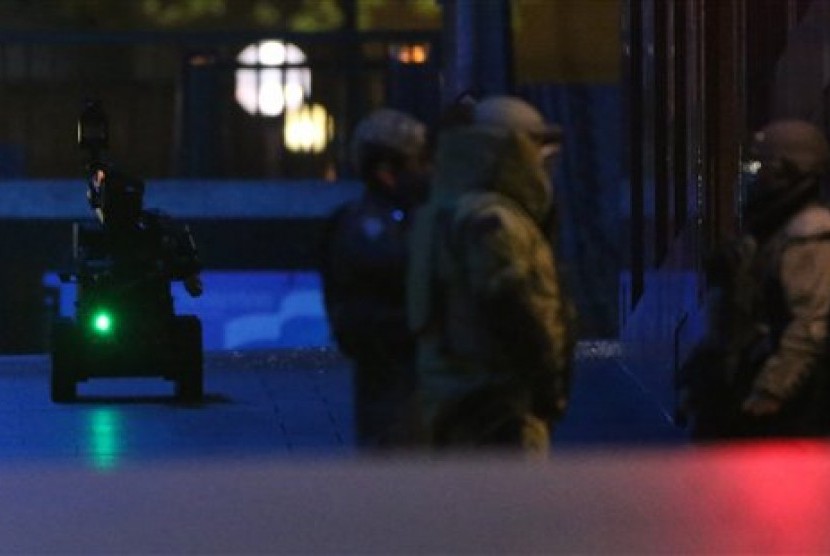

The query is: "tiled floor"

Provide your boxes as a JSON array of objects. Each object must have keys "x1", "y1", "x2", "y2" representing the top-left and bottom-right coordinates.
[
  {"x1": 0, "y1": 342, "x2": 686, "y2": 468},
  {"x1": 0, "y1": 349, "x2": 355, "y2": 466}
]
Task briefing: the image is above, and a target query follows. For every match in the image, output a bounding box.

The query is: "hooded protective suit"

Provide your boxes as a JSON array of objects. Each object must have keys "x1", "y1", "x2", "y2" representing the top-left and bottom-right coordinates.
[{"x1": 407, "y1": 122, "x2": 575, "y2": 450}]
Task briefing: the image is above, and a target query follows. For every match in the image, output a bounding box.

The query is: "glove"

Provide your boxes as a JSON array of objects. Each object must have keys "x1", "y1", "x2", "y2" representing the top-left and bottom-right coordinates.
[{"x1": 742, "y1": 390, "x2": 782, "y2": 417}]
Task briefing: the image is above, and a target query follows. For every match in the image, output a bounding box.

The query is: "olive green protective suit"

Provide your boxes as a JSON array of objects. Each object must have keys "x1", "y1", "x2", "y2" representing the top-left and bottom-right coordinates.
[
  {"x1": 407, "y1": 125, "x2": 575, "y2": 451},
  {"x1": 750, "y1": 204, "x2": 830, "y2": 429}
]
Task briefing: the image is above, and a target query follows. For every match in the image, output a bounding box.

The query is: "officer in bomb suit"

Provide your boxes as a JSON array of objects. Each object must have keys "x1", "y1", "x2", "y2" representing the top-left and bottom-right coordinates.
[{"x1": 407, "y1": 96, "x2": 576, "y2": 452}]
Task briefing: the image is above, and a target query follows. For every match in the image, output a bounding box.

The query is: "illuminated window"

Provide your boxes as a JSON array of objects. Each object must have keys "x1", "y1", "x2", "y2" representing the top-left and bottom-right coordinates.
[{"x1": 235, "y1": 41, "x2": 311, "y2": 117}]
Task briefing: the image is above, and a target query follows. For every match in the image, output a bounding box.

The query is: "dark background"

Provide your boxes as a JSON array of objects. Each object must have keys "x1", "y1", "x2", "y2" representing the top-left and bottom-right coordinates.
[{"x1": 0, "y1": 0, "x2": 624, "y2": 353}]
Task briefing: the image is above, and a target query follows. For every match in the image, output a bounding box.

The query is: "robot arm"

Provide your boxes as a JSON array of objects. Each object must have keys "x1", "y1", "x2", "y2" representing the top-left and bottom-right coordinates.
[{"x1": 151, "y1": 212, "x2": 203, "y2": 297}]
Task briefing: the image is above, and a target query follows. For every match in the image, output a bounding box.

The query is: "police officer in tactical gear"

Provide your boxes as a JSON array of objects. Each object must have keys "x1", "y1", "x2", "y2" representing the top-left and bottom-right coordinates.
[
  {"x1": 321, "y1": 108, "x2": 430, "y2": 449},
  {"x1": 680, "y1": 119, "x2": 830, "y2": 438},
  {"x1": 407, "y1": 95, "x2": 575, "y2": 453}
]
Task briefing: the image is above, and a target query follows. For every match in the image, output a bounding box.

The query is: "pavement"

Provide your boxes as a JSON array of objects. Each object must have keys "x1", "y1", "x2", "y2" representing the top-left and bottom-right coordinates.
[
  {"x1": 0, "y1": 341, "x2": 686, "y2": 467},
  {"x1": 6, "y1": 344, "x2": 830, "y2": 554}
]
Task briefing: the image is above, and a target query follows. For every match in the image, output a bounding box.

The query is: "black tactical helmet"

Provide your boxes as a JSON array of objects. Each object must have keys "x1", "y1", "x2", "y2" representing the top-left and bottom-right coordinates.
[
  {"x1": 749, "y1": 119, "x2": 830, "y2": 178},
  {"x1": 744, "y1": 120, "x2": 830, "y2": 236},
  {"x1": 350, "y1": 108, "x2": 427, "y2": 174}
]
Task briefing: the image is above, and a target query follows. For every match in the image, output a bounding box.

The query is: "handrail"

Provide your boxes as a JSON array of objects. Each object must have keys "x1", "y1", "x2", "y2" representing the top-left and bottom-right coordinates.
[{"x1": 0, "y1": 28, "x2": 441, "y2": 46}]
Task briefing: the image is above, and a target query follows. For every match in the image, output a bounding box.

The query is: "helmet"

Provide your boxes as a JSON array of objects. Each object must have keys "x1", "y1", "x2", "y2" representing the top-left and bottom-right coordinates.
[
  {"x1": 750, "y1": 119, "x2": 830, "y2": 178},
  {"x1": 744, "y1": 120, "x2": 830, "y2": 236},
  {"x1": 350, "y1": 108, "x2": 426, "y2": 172},
  {"x1": 472, "y1": 96, "x2": 562, "y2": 147}
]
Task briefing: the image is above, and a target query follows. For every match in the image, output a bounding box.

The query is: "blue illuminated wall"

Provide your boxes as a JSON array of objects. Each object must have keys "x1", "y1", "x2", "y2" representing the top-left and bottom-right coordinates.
[
  {"x1": 521, "y1": 83, "x2": 624, "y2": 338},
  {"x1": 44, "y1": 271, "x2": 334, "y2": 351}
]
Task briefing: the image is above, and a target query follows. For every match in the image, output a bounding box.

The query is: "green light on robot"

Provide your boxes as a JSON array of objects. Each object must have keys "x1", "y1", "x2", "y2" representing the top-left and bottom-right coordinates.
[{"x1": 92, "y1": 311, "x2": 113, "y2": 334}]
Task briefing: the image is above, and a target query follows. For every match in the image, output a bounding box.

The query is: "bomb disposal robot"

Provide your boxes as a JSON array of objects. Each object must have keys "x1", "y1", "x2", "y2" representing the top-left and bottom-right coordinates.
[{"x1": 50, "y1": 100, "x2": 204, "y2": 402}]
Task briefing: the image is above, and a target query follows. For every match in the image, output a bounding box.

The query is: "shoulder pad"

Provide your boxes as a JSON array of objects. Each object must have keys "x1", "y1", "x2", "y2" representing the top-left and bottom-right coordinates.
[{"x1": 786, "y1": 205, "x2": 830, "y2": 238}]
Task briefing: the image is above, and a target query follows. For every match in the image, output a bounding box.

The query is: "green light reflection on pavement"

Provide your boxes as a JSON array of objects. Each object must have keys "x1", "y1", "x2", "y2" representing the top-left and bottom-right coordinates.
[{"x1": 88, "y1": 408, "x2": 122, "y2": 470}]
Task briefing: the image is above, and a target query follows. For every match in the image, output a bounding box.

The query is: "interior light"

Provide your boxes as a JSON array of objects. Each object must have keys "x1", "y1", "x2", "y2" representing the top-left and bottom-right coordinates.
[
  {"x1": 284, "y1": 104, "x2": 334, "y2": 154},
  {"x1": 391, "y1": 43, "x2": 430, "y2": 65}
]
